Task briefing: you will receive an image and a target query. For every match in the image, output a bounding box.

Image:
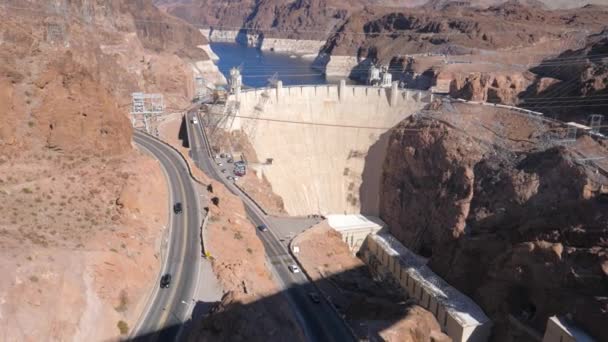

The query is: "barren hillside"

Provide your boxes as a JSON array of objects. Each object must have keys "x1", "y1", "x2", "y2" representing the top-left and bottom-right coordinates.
[{"x1": 0, "y1": 0, "x2": 213, "y2": 339}]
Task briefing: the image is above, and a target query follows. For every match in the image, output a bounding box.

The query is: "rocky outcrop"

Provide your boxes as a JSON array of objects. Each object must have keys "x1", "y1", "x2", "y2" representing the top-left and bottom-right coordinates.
[
  {"x1": 380, "y1": 109, "x2": 608, "y2": 340},
  {"x1": 521, "y1": 30, "x2": 608, "y2": 121},
  {"x1": 0, "y1": 0, "x2": 216, "y2": 157},
  {"x1": 32, "y1": 53, "x2": 132, "y2": 155},
  {"x1": 449, "y1": 72, "x2": 535, "y2": 104},
  {"x1": 260, "y1": 38, "x2": 326, "y2": 55}
]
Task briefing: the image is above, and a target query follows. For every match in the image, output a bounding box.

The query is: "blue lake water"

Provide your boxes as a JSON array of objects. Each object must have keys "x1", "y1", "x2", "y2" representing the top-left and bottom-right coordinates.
[{"x1": 210, "y1": 42, "x2": 327, "y2": 87}]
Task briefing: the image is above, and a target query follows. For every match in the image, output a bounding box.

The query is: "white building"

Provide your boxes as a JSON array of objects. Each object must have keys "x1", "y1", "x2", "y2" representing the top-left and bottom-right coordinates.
[
  {"x1": 362, "y1": 232, "x2": 492, "y2": 342},
  {"x1": 327, "y1": 214, "x2": 384, "y2": 252},
  {"x1": 542, "y1": 316, "x2": 595, "y2": 342}
]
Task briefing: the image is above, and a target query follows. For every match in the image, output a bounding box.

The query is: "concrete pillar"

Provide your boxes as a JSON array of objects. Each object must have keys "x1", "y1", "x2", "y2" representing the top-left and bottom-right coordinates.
[
  {"x1": 390, "y1": 81, "x2": 399, "y2": 107},
  {"x1": 276, "y1": 80, "x2": 282, "y2": 103},
  {"x1": 235, "y1": 85, "x2": 241, "y2": 102},
  {"x1": 430, "y1": 93, "x2": 434, "y2": 103},
  {"x1": 339, "y1": 79, "x2": 346, "y2": 102},
  {"x1": 416, "y1": 91, "x2": 422, "y2": 102},
  {"x1": 405, "y1": 90, "x2": 410, "y2": 101}
]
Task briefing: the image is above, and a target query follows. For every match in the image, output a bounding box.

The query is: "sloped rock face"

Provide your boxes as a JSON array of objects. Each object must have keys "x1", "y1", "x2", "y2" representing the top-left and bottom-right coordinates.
[
  {"x1": 31, "y1": 52, "x2": 132, "y2": 155},
  {"x1": 0, "y1": 1, "x2": 214, "y2": 340},
  {"x1": 522, "y1": 30, "x2": 608, "y2": 121},
  {"x1": 380, "y1": 116, "x2": 608, "y2": 340},
  {"x1": 0, "y1": 0, "x2": 210, "y2": 156},
  {"x1": 323, "y1": 3, "x2": 608, "y2": 61},
  {"x1": 449, "y1": 72, "x2": 535, "y2": 104}
]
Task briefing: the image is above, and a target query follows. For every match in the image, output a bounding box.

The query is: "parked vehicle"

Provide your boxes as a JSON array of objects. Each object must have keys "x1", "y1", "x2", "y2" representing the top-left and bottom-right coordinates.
[
  {"x1": 191, "y1": 117, "x2": 198, "y2": 124},
  {"x1": 160, "y1": 274, "x2": 172, "y2": 288},
  {"x1": 234, "y1": 165, "x2": 246, "y2": 176}
]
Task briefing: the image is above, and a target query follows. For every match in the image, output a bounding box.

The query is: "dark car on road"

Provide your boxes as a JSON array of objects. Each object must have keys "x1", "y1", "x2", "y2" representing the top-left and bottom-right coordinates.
[
  {"x1": 160, "y1": 274, "x2": 172, "y2": 288},
  {"x1": 173, "y1": 202, "x2": 182, "y2": 214},
  {"x1": 257, "y1": 224, "x2": 268, "y2": 232},
  {"x1": 308, "y1": 292, "x2": 321, "y2": 303}
]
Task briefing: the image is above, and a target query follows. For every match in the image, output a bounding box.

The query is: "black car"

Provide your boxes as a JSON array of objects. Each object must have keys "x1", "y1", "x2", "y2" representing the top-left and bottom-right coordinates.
[
  {"x1": 173, "y1": 202, "x2": 182, "y2": 214},
  {"x1": 160, "y1": 274, "x2": 172, "y2": 288},
  {"x1": 257, "y1": 224, "x2": 268, "y2": 232},
  {"x1": 308, "y1": 292, "x2": 321, "y2": 304}
]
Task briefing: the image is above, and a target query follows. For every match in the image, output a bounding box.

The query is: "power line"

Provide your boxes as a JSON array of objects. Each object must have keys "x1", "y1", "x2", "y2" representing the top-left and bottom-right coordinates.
[{"x1": 205, "y1": 112, "x2": 419, "y2": 130}]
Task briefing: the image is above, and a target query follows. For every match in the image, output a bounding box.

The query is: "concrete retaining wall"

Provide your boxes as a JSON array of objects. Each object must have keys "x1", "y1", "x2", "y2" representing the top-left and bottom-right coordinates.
[{"x1": 224, "y1": 83, "x2": 429, "y2": 216}]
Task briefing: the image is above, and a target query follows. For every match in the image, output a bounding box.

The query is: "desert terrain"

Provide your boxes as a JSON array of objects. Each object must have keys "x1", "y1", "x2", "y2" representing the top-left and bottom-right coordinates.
[
  {"x1": 0, "y1": 0, "x2": 216, "y2": 339},
  {"x1": 1, "y1": 0, "x2": 607, "y2": 341}
]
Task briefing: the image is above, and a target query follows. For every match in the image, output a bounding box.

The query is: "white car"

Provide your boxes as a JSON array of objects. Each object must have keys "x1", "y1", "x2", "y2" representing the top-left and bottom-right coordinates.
[
  {"x1": 191, "y1": 117, "x2": 198, "y2": 124},
  {"x1": 288, "y1": 265, "x2": 300, "y2": 273},
  {"x1": 217, "y1": 162, "x2": 223, "y2": 166}
]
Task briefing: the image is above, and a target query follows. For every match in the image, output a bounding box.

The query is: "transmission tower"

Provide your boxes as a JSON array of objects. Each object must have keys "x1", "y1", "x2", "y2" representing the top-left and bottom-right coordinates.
[
  {"x1": 590, "y1": 114, "x2": 604, "y2": 135},
  {"x1": 245, "y1": 73, "x2": 278, "y2": 143}
]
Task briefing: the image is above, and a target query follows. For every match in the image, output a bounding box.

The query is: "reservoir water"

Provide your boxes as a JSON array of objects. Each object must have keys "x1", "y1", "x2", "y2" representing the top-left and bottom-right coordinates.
[{"x1": 210, "y1": 42, "x2": 327, "y2": 87}]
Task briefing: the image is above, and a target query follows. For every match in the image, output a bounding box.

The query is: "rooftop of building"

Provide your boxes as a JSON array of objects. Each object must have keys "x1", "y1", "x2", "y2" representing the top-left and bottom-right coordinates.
[{"x1": 371, "y1": 232, "x2": 491, "y2": 328}]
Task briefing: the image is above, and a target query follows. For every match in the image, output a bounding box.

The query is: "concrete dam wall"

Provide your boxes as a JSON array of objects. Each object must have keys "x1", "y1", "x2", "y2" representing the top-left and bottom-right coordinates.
[{"x1": 226, "y1": 83, "x2": 430, "y2": 216}]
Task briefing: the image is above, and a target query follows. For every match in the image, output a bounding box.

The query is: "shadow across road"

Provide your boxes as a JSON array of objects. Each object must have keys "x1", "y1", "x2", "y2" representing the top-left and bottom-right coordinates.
[{"x1": 125, "y1": 264, "x2": 421, "y2": 342}]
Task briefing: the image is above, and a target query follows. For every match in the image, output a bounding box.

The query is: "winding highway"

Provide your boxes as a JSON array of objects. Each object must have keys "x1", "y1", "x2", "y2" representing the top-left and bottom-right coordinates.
[
  {"x1": 187, "y1": 109, "x2": 355, "y2": 342},
  {"x1": 130, "y1": 131, "x2": 201, "y2": 341}
]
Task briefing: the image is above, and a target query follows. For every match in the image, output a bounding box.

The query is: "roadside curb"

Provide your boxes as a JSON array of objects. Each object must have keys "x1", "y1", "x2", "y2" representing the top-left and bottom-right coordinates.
[
  {"x1": 200, "y1": 208, "x2": 210, "y2": 255},
  {"x1": 233, "y1": 183, "x2": 269, "y2": 216},
  {"x1": 128, "y1": 134, "x2": 177, "y2": 340},
  {"x1": 196, "y1": 110, "x2": 271, "y2": 216}
]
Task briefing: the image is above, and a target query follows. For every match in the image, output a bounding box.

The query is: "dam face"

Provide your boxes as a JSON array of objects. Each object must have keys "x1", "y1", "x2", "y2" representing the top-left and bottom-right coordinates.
[{"x1": 226, "y1": 83, "x2": 430, "y2": 216}]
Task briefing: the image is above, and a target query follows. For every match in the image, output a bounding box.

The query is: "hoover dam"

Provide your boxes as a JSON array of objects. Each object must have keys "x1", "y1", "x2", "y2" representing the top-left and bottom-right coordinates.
[{"x1": 224, "y1": 82, "x2": 432, "y2": 216}]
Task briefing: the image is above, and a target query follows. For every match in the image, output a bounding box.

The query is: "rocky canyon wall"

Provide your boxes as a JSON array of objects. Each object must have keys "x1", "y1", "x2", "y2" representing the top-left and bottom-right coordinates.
[{"x1": 379, "y1": 104, "x2": 608, "y2": 340}]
